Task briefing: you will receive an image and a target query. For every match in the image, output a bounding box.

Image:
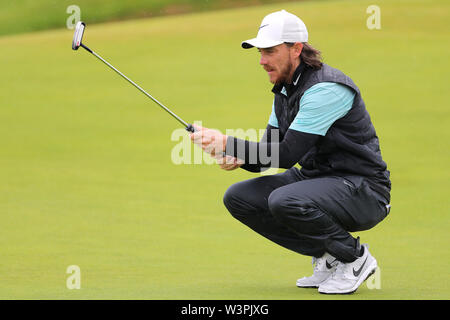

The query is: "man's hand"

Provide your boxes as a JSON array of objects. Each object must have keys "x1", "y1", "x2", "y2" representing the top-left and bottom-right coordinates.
[
  {"x1": 215, "y1": 155, "x2": 244, "y2": 171},
  {"x1": 190, "y1": 124, "x2": 243, "y2": 171},
  {"x1": 189, "y1": 124, "x2": 227, "y2": 157}
]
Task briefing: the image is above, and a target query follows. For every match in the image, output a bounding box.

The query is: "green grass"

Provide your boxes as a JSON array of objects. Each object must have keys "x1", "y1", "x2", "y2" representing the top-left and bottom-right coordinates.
[{"x1": 0, "y1": 0, "x2": 449, "y2": 299}]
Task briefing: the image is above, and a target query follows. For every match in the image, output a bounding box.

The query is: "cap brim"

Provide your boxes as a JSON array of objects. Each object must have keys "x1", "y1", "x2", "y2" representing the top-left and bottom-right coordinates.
[{"x1": 241, "y1": 38, "x2": 284, "y2": 49}]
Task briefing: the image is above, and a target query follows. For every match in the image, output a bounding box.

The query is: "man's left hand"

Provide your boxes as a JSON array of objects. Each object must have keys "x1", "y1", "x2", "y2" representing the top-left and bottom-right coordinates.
[{"x1": 189, "y1": 124, "x2": 227, "y2": 156}]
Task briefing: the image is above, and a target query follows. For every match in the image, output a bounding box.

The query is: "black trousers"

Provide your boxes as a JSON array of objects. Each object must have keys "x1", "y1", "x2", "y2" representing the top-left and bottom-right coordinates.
[{"x1": 223, "y1": 168, "x2": 390, "y2": 262}]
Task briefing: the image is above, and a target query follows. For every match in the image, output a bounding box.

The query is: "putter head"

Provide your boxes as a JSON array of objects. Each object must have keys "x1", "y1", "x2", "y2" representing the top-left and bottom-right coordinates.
[{"x1": 72, "y1": 21, "x2": 85, "y2": 50}]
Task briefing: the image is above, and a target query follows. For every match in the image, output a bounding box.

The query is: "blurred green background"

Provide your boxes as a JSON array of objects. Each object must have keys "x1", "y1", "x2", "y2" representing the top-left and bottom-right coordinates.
[
  {"x1": 0, "y1": 0, "x2": 449, "y2": 299},
  {"x1": 0, "y1": 0, "x2": 300, "y2": 36}
]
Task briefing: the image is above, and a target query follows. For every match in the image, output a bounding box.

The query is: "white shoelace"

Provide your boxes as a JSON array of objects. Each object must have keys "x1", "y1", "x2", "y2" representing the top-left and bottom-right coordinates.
[{"x1": 312, "y1": 257, "x2": 325, "y2": 272}]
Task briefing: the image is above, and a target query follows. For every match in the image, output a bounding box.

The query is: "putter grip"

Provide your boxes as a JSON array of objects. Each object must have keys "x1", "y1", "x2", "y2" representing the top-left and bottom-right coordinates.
[{"x1": 186, "y1": 124, "x2": 195, "y2": 133}]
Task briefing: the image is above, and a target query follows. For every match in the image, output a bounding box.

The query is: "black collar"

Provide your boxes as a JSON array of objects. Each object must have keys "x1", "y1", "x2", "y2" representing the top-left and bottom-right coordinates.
[{"x1": 271, "y1": 62, "x2": 306, "y2": 96}]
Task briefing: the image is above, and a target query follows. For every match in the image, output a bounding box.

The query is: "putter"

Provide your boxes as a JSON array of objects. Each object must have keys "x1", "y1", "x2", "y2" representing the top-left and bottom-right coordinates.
[{"x1": 72, "y1": 21, "x2": 195, "y2": 133}]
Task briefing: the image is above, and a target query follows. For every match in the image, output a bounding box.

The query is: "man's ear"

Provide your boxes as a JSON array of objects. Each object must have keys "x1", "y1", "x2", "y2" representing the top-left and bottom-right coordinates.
[{"x1": 293, "y1": 42, "x2": 304, "y2": 58}]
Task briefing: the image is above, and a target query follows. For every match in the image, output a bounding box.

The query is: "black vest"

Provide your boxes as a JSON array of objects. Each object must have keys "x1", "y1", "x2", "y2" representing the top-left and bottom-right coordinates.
[{"x1": 273, "y1": 63, "x2": 391, "y2": 197}]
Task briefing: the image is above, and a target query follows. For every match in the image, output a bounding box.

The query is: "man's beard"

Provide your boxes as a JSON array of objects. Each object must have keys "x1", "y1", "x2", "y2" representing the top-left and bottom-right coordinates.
[{"x1": 275, "y1": 60, "x2": 293, "y2": 85}]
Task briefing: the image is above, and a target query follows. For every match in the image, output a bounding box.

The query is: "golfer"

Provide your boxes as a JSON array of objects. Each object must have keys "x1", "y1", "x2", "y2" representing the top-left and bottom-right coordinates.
[{"x1": 190, "y1": 10, "x2": 391, "y2": 294}]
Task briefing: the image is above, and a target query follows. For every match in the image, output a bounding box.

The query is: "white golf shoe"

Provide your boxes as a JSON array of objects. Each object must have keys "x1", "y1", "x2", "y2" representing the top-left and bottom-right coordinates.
[
  {"x1": 318, "y1": 244, "x2": 377, "y2": 294},
  {"x1": 296, "y1": 252, "x2": 338, "y2": 288}
]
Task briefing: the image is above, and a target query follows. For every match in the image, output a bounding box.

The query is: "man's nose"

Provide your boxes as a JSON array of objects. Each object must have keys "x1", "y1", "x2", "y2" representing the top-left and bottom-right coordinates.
[{"x1": 260, "y1": 55, "x2": 267, "y2": 65}]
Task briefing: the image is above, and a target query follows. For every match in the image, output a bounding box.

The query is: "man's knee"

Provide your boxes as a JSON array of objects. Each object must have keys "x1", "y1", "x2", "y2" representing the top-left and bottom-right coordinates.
[
  {"x1": 267, "y1": 190, "x2": 283, "y2": 217},
  {"x1": 223, "y1": 184, "x2": 236, "y2": 212},
  {"x1": 268, "y1": 190, "x2": 292, "y2": 222},
  {"x1": 223, "y1": 183, "x2": 247, "y2": 219},
  {"x1": 223, "y1": 181, "x2": 267, "y2": 221},
  {"x1": 268, "y1": 189, "x2": 312, "y2": 222}
]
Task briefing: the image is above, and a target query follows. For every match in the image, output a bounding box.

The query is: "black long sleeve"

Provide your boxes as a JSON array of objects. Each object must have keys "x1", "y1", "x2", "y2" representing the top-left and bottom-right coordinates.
[
  {"x1": 237, "y1": 124, "x2": 278, "y2": 172},
  {"x1": 225, "y1": 125, "x2": 319, "y2": 172}
]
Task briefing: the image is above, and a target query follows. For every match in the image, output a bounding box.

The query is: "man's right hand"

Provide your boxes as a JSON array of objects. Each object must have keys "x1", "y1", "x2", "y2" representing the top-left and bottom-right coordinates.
[{"x1": 215, "y1": 155, "x2": 244, "y2": 171}]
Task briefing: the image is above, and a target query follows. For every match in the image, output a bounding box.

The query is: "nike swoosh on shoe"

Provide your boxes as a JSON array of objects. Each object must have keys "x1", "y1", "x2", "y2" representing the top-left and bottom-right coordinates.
[
  {"x1": 353, "y1": 257, "x2": 368, "y2": 277},
  {"x1": 326, "y1": 259, "x2": 337, "y2": 269}
]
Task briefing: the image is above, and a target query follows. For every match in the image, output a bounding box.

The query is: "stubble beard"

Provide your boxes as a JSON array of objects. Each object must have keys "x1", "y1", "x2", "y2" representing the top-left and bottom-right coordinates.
[{"x1": 274, "y1": 60, "x2": 293, "y2": 85}]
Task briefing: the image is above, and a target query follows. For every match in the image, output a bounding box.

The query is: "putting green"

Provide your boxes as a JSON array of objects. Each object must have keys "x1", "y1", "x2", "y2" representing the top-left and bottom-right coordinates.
[{"x1": 0, "y1": 0, "x2": 449, "y2": 299}]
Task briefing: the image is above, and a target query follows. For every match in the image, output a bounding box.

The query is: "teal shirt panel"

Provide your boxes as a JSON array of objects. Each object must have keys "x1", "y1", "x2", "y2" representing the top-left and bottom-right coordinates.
[
  {"x1": 289, "y1": 82, "x2": 355, "y2": 135},
  {"x1": 268, "y1": 101, "x2": 279, "y2": 128}
]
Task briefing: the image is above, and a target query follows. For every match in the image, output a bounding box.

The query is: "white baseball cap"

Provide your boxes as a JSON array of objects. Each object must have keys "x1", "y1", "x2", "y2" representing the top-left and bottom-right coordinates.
[{"x1": 241, "y1": 10, "x2": 308, "y2": 49}]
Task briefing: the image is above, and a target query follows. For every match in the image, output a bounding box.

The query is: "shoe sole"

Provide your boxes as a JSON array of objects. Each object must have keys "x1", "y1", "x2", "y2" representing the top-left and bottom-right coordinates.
[
  {"x1": 318, "y1": 260, "x2": 378, "y2": 295},
  {"x1": 297, "y1": 277, "x2": 332, "y2": 289},
  {"x1": 296, "y1": 284, "x2": 319, "y2": 288}
]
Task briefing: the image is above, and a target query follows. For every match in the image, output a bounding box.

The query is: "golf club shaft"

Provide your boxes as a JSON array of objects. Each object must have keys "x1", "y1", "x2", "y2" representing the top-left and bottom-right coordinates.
[{"x1": 80, "y1": 43, "x2": 193, "y2": 131}]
